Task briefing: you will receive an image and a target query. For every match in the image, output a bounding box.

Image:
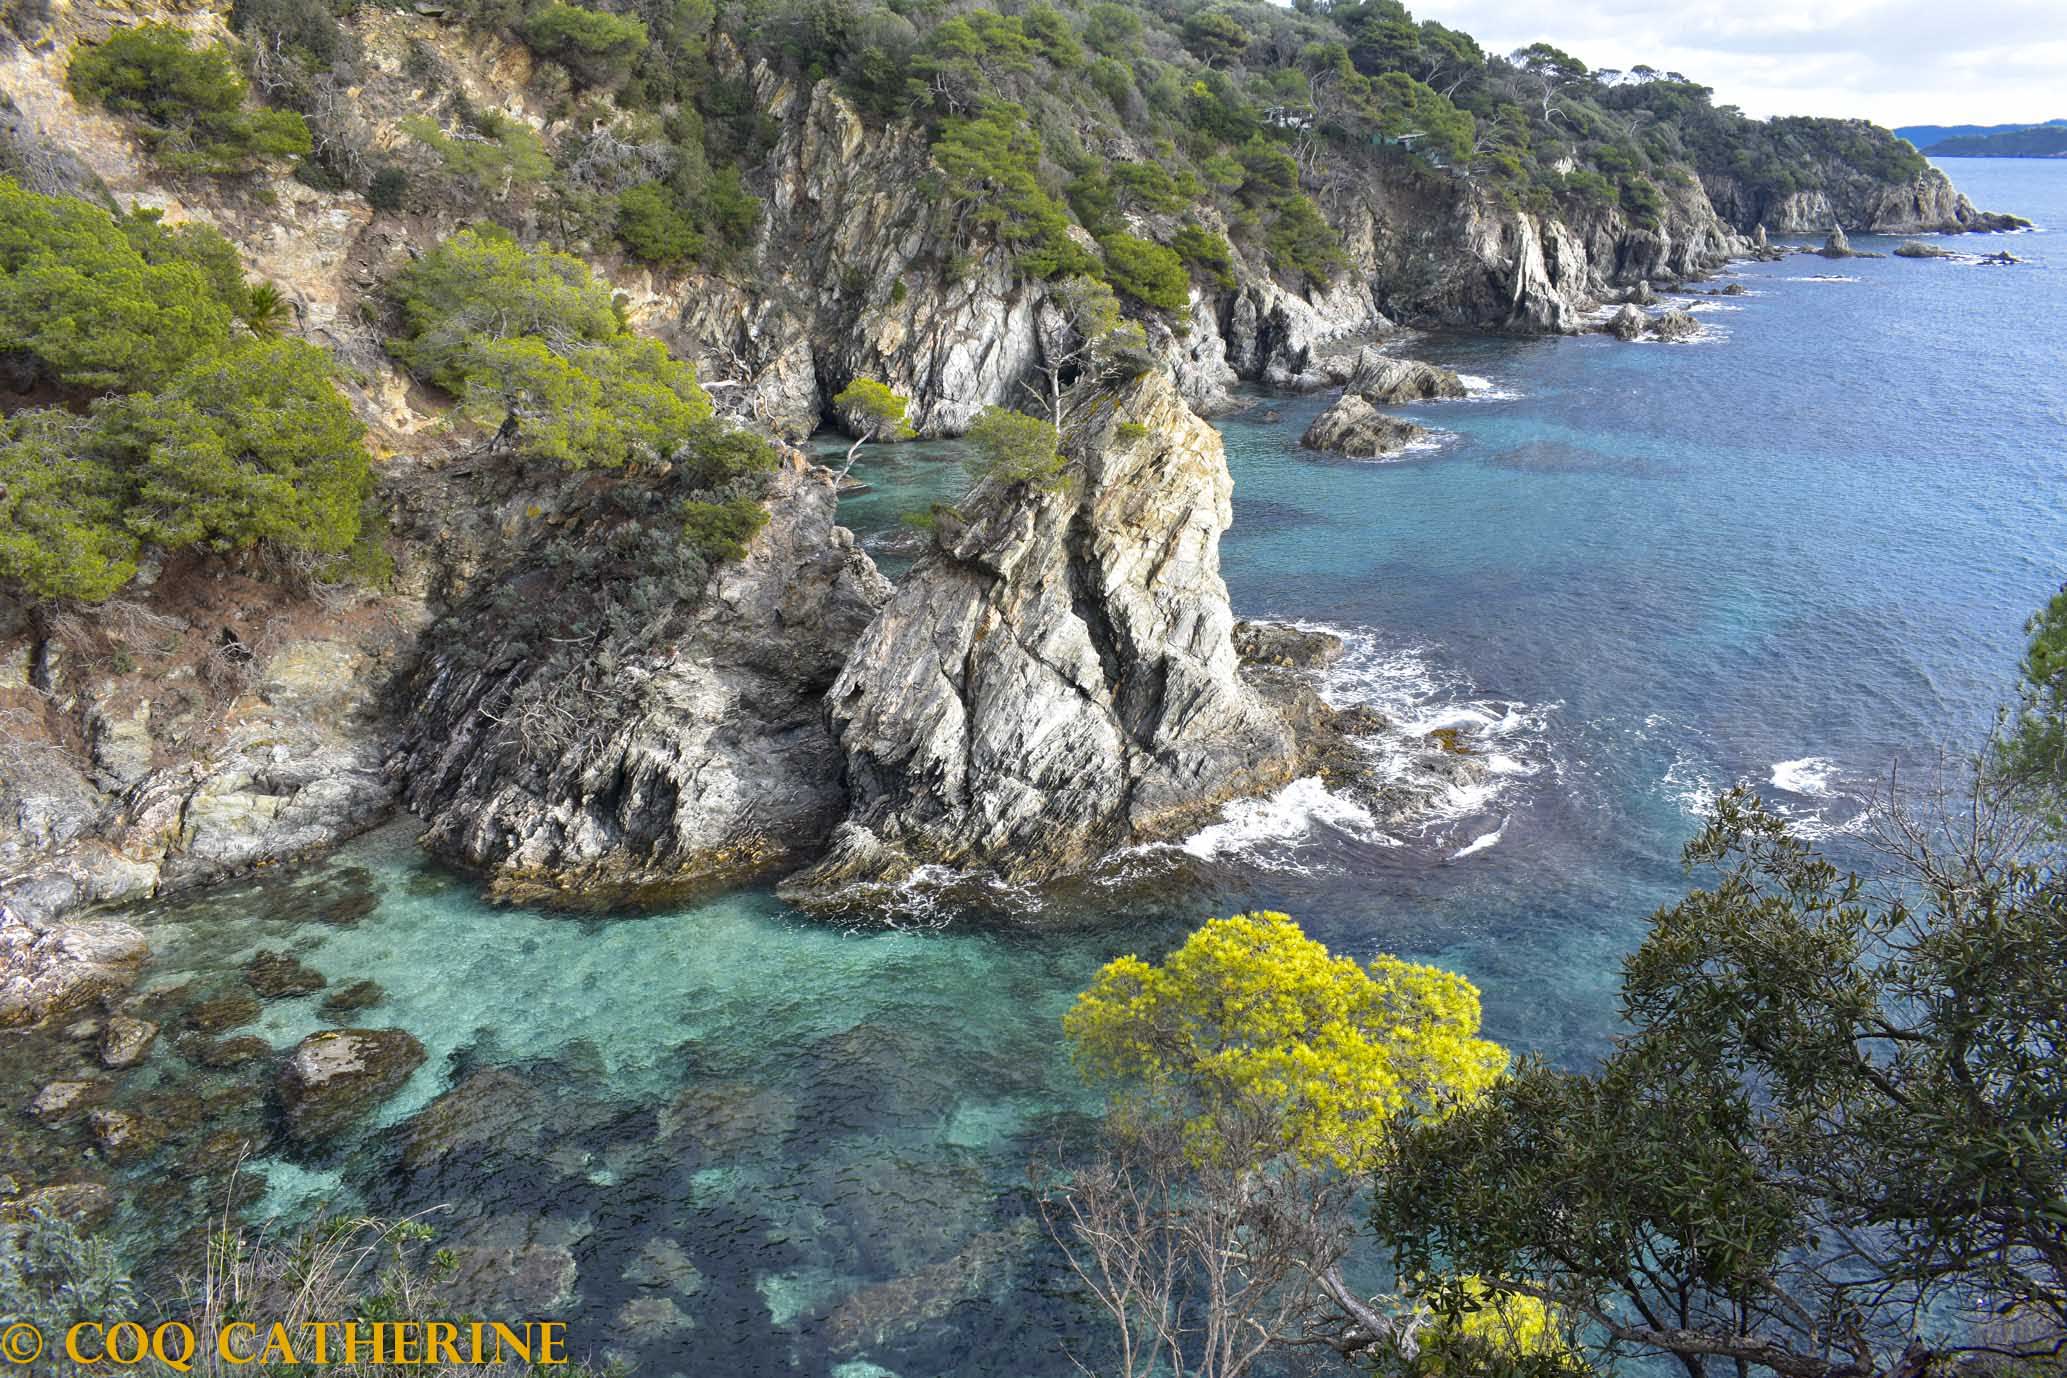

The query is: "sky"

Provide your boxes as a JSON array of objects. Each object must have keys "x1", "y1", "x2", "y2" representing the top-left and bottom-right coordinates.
[{"x1": 1414, "y1": 0, "x2": 2067, "y2": 128}]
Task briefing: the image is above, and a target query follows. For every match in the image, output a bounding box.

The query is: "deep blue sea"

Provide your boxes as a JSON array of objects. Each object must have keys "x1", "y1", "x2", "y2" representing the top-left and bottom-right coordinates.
[{"x1": 96, "y1": 159, "x2": 2066, "y2": 1377}]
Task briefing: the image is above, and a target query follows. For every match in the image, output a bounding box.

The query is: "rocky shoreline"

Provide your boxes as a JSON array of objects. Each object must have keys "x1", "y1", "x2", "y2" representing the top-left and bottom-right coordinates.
[{"x1": 0, "y1": 0, "x2": 2034, "y2": 1071}]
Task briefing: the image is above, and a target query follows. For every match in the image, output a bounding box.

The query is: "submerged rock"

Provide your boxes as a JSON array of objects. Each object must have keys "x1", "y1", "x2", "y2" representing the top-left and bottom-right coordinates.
[
  {"x1": 440, "y1": 1243, "x2": 580, "y2": 1313},
  {"x1": 399, "y1": 1066, "x2": 546, "y2": 1169},
  {"x1": 318, "y1": 979, "x2": 384, "y2": 1018},
  {"x1": 623, "y1": 1237, "x2": 706, "y2": 1294},
  {"x1": 1341, "y1": 349, "x2": 1467, "y2": 404},
  {"x1": 193, "y1": 1035, "x2": 274, "y2": 1069},
  {"x1": 1301, "y1": 395, "x2": 1429, "y2": 458},
  {"x1": 782, "y1": 372, "x2": 1309, "y2": 899},
  {"x1": 276, "y1": 1028, "x2": 425, "y2": 1143},
  {"x1": 28, "y1": 1078, "x2": 106, "y2": 1122},
  {"x1": 824, "y1": 1224, "x2": 1029, "y2": 1353},
  {"x1": 186, "y1": 992, "x2": 261, "y2": 1033},
  {"x1": 244, "y1": 950, "x2": 326, "y2": 999},
  {"x1": 2, "y1": 1181, "x2": 114, "y2": 1231},
  {"x1": 98, "y1": 1016, "x2": 158, "y2": 1069}
]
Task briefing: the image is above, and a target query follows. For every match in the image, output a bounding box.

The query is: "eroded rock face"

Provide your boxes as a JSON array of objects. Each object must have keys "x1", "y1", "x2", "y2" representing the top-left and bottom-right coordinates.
[
  {"x1": 277, "y1": 1027, "x2": 425, "y2": 1143},
  {"x1": 781, "y1": 371, "x2": 1303, "y2": 900},
  {"x1": 394, "y1": 454, "x2": 891, "y2": 907},
  {"x1": 0, "y1": 910, "x2": 147, "y2": 1029},
  {"x1": 1301, "y1": 395, "x2": 1428, "y2": 458},
  {"x1": 1705, "y1": 162, "x2": 2024, "y2": 235}
]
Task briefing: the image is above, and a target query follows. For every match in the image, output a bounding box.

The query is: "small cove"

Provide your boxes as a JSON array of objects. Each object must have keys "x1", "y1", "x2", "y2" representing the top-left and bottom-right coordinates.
[{"x1": 26, "y1": 157, "x2": 2067, "y2": 1378}]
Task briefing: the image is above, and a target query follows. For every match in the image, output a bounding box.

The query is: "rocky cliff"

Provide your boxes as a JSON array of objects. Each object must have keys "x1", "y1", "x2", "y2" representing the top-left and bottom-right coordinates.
[
  {"x1": 1702, "y1": 163, "x2": 2022, "y2": 235},
  {"x1": 674, "y1": 67, "x2": 1750, "y2": 422},
  {"x1": 391, "y1": 454, "x2": 890, "y2": 907},
  {"x1": 780, "y1": 371, "x2": 1309, "y2": 903}
]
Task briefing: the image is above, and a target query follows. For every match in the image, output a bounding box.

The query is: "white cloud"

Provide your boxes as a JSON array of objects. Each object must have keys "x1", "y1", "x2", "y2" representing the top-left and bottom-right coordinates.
[{"x1": 1413, "y1": 0, "x2": 2066, "y2": 125}]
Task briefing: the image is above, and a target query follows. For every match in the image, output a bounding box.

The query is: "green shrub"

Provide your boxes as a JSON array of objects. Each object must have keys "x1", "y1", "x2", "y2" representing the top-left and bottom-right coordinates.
[
  {"x1": 523, "y1": 2, "x2": 649, "y2": 86},
  {"x1": 400, "y1": 111, "x2": 551, "y2": 198},
  {"x1": 697, "y1": 164, "x2": 761, "y2": 258},
  {"x1": 387, "y1": 227, "x2": 711, "y2": 468},
  {"x1": 1180, "y1": 8, "x2": 1248, "y2": 66},
  {"x1": 105, "y1": 337, "x2": 368, "y2": 555},
  {"x1": 1263, "y1": 192, "x2": 1344, "y2": 288},
  {"x1": 932, "y1": 105, "x2": 1098, "y2": 281},
  {"x1": 0, "y1": 178, "x2": 234, "y2": 392},
  {"x1": 228, "y1": 0, "x2": 358, "y2": 71},
  {"x1": 1617, "y1": 173, "x2": 1666, "y2": 228},
  {"x1": 676, "y1": 417, "x2": 780, "y2": 487},
  {"x1": 388, "y1": 227, "x2": 621, "y2": 391},
  {"x1": 1110, "y1": 159, "x2": 1188, "y2": 214},
  {"x1": 239, "y1": 279, "x2": 289, "y2": 338},
  {"x1": 0, "y1": 411, "x2": 140, "y2": 602},
  {"x1": 681, "y1": 493, "x2": 769, "y2": 559},
  {"x1": 1100, "y1": 232, "x2": 1191, "y2": 312},
  {"x1": 964, "y1": 406, "x2": 1065, "y2": 489},
  {"x1": 0, "y1": 182, "x2": 370, "y2": 603},
  {"x1": 1170, "y1": 222, "x2": 1236, "y2": 289},
  {"x1": 616, "y1": 182, "x2": 703, "y2": 265},
  {"x1": 67, "y1": 24, "x2": 311, "y2": 173},
  {"x1": 366, "y1": 164, "x2": 408, "y2": 211}
]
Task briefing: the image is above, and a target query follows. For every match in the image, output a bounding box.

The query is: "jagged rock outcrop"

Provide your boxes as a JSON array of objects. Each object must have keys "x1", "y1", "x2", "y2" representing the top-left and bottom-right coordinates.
[
  {"x1": 1702, "y1": 160, "x2": 2024, "y2": 235},
  {"x1": 393, "y1": 454, "x2": 891, "y2": 907},
  {"x1": 1342, "y1": 350, "x2": 1467, "y2": 404},
  {"x1": 1648, "y1": 307, "x2": 1701, "y2": 341},
  {"x1": 1894, "y1": 240, "x2": 1953, "y2": 259},
  {"x1": 1603, "y1": 304, "x2": 1649, "y2": 340},
  {"x1": 780, "y1": 372, "x2": 1306, "y2": 901},
  {"x1": 1301, "y1": 396, "x2": 1428, "y2": 458},
  {"x1": 1819, "y1": 224, "x2": 1855, "y2": 258},
  {"x1": 0, "y1": 625, "x2": 406, "y2": 927}
]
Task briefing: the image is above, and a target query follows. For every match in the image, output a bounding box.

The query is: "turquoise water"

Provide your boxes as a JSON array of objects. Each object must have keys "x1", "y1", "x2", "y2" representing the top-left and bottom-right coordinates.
[{"x1": 101, "y1": 159, "x2": 2067, "y2": 1376}]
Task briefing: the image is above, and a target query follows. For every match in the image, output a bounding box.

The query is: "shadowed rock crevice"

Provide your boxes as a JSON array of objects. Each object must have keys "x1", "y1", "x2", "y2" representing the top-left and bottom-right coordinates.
[{"x1": 389, "y1": 455, "x2": 890, "y2": 908}]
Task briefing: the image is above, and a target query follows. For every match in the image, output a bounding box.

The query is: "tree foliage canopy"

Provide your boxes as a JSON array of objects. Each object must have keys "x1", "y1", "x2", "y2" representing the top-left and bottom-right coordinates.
[
  {"x1": 387, "y1": 227, "x2": 712, "y2": 468},
  {"x1": 1371, "y1": 788, "x2": 2067, "y2": 1378},
  {"x1": 962, "y1": 406, "x2": 1064, "y2": 491},
  {"x1": 1067, "y1": 911, "x2": 1506, "y2": 1171},
  {"x1": 0, "y1": 180, "x2": 368, "y2": 603},
  {"x1": 68, "y1": 23, "x2": 312, "y2": 173}
]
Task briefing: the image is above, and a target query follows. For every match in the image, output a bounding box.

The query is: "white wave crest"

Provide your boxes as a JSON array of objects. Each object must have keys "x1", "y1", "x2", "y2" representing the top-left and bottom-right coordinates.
[
  {"x1": 1458, "y1": 373, "x2": 1522, "y2": 401},
  {"x1": 1450, "y1": 818, "x2": 1506, "y2": 860},
  {"x1": 1178, "y1": 776, "x2": 1396, "y2": 870},
  {"x1": 1771, "y1": 756, "x2": 1839, "y2": 797}
]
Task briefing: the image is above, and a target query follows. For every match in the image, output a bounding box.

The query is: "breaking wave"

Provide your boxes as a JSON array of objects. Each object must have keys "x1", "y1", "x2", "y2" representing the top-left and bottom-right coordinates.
[{"x1": 1155, "y1": 624, "x2": 1554, "y2": 873}]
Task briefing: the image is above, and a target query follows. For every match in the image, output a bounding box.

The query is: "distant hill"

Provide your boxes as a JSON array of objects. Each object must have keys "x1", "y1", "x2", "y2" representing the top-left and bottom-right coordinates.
[
  {"x1": 1895, "y1": 119, "x2": 2067, "y2": 156},
  {"x1": 1925, "y1": 126, "x2": 2067, "y2": 158}
]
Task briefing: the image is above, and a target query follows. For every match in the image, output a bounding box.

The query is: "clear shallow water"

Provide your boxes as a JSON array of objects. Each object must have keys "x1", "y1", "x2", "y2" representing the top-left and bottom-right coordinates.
[{"x1": 89, "y1": 159, "x2": 2067, "y2": 1376}]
